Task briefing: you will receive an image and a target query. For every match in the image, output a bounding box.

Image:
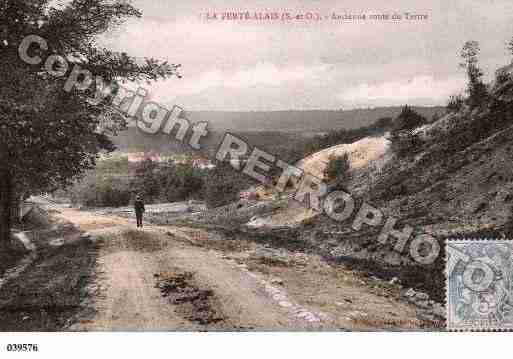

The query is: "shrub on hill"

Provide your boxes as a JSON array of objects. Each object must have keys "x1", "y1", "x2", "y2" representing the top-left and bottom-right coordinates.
[
  {"x1": 130, "y1": 159, "x2": 161, "y2": 202},
  {"x1": 447, "y1": 95, "x2": 465, "y2": 113},
  {"x1": 204, "y1": 163, "x2": 246, "y2": 208},
  {"x1": 389, "y1": 106, "x2": 426, "y2": 157},
  {"x1": 324, "y1": 153, "x2": 351, "y2": 189},
  {"x1": 69, "y1": 176, "x2": 132, "y2": 208},
  {"x1": 130, "y1": 160, "x2": 207, "y2": 204},
  {"x1": 159, "y1": 164, "x2": 206, "y2": 202},
  {"x1": 392, "y1": 105, "x2": 427, "y2": 134}
]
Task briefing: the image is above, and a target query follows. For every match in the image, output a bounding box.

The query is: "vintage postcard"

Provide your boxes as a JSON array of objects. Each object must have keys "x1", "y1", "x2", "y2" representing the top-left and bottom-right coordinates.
[{"x1": 1, "y1": 0, "x2": 513, "y2": 356}]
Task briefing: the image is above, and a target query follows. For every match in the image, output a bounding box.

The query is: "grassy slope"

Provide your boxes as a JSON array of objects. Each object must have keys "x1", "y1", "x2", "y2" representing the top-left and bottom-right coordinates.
[{"x1": 0, "y1": 239, "x2": 99, "y2": 331}]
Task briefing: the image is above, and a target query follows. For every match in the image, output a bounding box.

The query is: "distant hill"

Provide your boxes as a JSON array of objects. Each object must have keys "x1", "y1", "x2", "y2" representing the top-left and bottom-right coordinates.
[
  {"x1": 183, "y1": 107, "x2": 445, "y2": 132},
  {"x1": 110, "y1": 106, "x2": 445, "y2": 153},
  {"x1": 111, "y1": 129, "x2": 306, "y2": 155}
]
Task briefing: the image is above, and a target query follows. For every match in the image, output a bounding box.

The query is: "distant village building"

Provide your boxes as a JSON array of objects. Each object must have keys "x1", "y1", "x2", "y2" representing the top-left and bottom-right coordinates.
[
  {"x1": 193, "y1": 159, "x2": 216, "y2": 170},
  {"x1": 127, "y1": 151, "x2": 162, "y2": 163},
  {"x1": 125, "y1": 152, "x2": 216, "y2": 170}
]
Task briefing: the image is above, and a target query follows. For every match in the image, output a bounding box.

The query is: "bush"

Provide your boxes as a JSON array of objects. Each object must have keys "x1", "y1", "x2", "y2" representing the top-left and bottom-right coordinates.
[
  {"x1": 66, "y1": 158, "x2": 247, "y2": 208},
  {"x1": 392, "y1": 105, "x2": 427, "y2": 134},
  {"x1": 130, "y1": 159, "x2": 161, "y2": 202},
  {"x1": 95, "y1": 180, "x2": 132, "y2": 207},
  {"x1": 324, "y1": 153, "x2": 351, "y2": 187},
  {"x1": 447, "y1": 94, "x2": 465, "y2": 113},
  {"x1": 204, "y1": 176, "x2": 238, "y2": 208},
  {"x1": 69, "y1": 176, "x2": 132, "y2": 208},
  {"x1": 130, "y1": 160, "x2": 207, "y2": 203},
  {"x1": 490, "y1": 69, "x2": 513, "y2": 120},
  {"x1": 159, "y1": 164, "x2": 206, "y2": 202},
  {"x1": 389, "y1": 106, "x2": 426, "y2": 157},
  {"x1": 204, "y1": 162, "x2": 247, "y2": 208}
]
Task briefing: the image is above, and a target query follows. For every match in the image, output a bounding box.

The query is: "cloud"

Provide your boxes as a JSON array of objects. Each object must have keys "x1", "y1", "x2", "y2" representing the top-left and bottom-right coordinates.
[
  {"x1": 94, "y1": 0, "x2": 513, "y2": 110},
  {"x1": 149, "y1": 62, "x2": 331, "y2": 101},
  {"x1": 99, "y1": 17, "x2": 274, "y2": 70},
  {"x1": 338, "y1": 75, "x2": 466, "y2": 107}
]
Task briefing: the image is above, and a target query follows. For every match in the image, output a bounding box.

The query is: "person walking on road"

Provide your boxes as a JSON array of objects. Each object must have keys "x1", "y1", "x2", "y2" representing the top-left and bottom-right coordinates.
[{"x1": 134, "y1": 195, "x2": 145, "y2": 228}]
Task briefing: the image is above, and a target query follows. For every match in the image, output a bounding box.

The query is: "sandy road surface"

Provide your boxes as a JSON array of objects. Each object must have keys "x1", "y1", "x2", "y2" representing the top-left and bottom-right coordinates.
[
  {"x1": 54, "y1": 207, "x2": 425, "y2": 331},
  {"x1": 59, "y1": 208, "x2": 304, "y2": 330}
]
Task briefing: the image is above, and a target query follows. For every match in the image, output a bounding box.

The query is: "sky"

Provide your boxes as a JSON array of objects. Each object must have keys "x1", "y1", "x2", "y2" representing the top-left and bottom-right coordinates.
[{"x1": 97, "y1": 0, "x2": 513, "y2": 111}]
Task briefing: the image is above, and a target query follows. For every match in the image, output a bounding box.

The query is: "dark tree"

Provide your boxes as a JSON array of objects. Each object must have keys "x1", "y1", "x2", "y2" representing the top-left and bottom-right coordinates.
[
  {"x1": 324, "y1": 153, "x2": 351, "y2": 188},
  {"x1": 0, "y1": 0, "x2": 180, "y2": 248},
  {"x1": 131, "y1": 159, "x2": 161, "y2": 203},
  {"x1": 392, "y1": 105, "x2": 427, "y2": 133},
  {"x1": 204, "y1": 162, "x2": 246, "y2": 208},
  {"x1": 447, "y1": 94, "x2": 465, "y2": 113},
  {"x1": 460, "y1": 41, "x2": 488, "y2": 108}
]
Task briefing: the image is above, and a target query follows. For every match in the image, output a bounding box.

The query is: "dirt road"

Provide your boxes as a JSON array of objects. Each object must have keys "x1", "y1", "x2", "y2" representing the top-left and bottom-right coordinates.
[{"x1": 53, "y1": 207, "x2": 427, "y2": 331}]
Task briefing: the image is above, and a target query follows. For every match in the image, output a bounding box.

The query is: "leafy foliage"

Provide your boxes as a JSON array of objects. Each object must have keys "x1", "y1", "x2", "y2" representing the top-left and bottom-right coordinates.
[
  {"x1": 204, "y1": 162, "x2": 247, "y2": 208},
  {"x1": 447, "y1": 94, "x2": 465, "y2": 113},
  {"x1": 389, "y1": 106, "x2": 426, "y2": 157},
  {"x1": 392, "y1": 105, "x2": 427, "y2": 134},
  {"x1": 130, "y1": 160, "x2": 206, "y2": 204},
  {"x1": 324, "y1": 153, "x2": 351, "y2": 188},
  {"x1": 130, "y1": 160, "x2": 162, "y2": 202},
  {"x1": 72, "y1": 176, "x2": 132, "y2": 208},
  {"x1": 460, "y1": 41, "x2": 488, "y2": 108},
  {"x1": 0, "y1": 0, "x2": 180, "y2": 242}
]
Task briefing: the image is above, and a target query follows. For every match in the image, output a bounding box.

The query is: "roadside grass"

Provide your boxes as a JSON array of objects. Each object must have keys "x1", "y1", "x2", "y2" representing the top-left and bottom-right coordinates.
[{"x1": 0, "y1": 238, "x2": 99, "y2": 331}]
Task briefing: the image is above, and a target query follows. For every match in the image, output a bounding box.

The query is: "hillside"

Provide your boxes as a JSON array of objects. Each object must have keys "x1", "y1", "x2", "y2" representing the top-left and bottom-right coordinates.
[
  {"x1": 294, "y1": 69, "x2": 513, "y2": 302},
  {"x1": 111, "y1": 129, "x2": 308, "y2": 156},
  {"x1": 245, "y1": 134, "x2": 391, "y2": 228},
  {"x1": 222, "y1": 64, "x2": 513, "y2": 306},
  {"x1": 112, "y1": 71, "x2": 513, "y2": 304},
  {"x1": 297, "y1": 135, "x2": 390, "y2": 179}
]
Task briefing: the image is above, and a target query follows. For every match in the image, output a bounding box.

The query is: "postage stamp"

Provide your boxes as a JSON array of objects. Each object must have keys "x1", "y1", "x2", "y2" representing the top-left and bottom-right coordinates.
[{"x1": 446, "y1": 239, "x2": 513, "y2": 330}]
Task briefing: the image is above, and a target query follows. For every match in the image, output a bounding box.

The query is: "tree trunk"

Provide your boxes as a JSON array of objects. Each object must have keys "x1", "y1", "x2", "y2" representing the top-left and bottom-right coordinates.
[{"x1": 0, "y1": 168, "x2": 13, "y2": 252}]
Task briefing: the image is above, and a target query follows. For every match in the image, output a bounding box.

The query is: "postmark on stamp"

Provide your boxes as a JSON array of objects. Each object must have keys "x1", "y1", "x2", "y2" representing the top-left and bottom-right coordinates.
[{"x1": 446, "y1": 239, "x2": 513, "y2": 330}]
